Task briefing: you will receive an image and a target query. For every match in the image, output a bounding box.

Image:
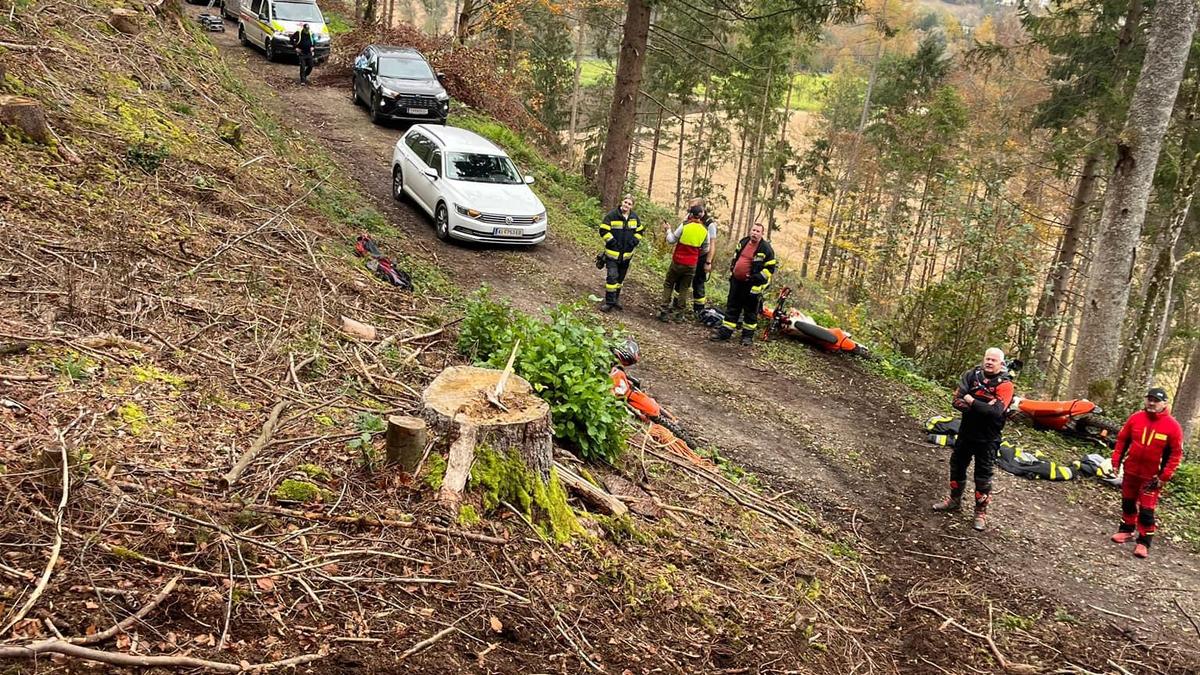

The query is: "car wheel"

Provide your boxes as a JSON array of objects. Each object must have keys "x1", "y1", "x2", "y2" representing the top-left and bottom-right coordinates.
[
  {"x1": 238, "y1": 24, "x2": 247, "y2": 45},
  {"x1": 369, "y1": 95, "x2": 383, "y2": 125},
  {"x1": 351, "y1": 80, "x2": 361, "y2": 106},
  {"x1": 264, "y1": 39, "x2": 275, "y2": 62},
  {"x1": 392, "y1": 167, "x2": 405, "y2": 202},
  {"x1": 435, "y1": 203, "x2": 451, "y2": 241}
]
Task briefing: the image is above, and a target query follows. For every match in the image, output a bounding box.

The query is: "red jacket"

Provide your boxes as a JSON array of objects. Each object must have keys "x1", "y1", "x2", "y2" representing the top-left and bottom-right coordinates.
[{"x1": 1112, "y1": 409, "x2": 1183, "y2": 481}]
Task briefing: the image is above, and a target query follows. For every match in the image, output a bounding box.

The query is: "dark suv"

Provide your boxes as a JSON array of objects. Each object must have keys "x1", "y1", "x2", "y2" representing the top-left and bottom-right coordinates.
[{"x1": 352, "y1": 46, "x2": 450, "y2": 125}]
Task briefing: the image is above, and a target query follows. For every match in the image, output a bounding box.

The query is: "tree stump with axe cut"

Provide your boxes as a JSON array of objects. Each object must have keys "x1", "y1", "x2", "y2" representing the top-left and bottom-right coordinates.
[{"x1": 422, "y1": 365, "x2": 552, "y2": 509}]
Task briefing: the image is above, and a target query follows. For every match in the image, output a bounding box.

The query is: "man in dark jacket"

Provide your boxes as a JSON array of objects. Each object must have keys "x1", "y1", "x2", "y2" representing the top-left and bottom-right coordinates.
[
  {"x1": 712, "y1": 223, "x2": 776, "y2": 346},
  {"x1": 1110, "y1": 387, "x2": 1184, "y2": 559},
  {"x1": 598, "y1": 194, "x2": 643, "y2": 312},
  {"x1": 932, "y1": 348, "x2": 1014, "y2": 531},
  {"x1": 293, "y1": 24, "x2": 315, "y2": 85}
]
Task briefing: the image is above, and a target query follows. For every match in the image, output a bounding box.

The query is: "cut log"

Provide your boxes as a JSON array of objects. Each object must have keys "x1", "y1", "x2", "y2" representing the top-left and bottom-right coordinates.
[
  {"x1": 385, "y1": 415, "x2": 427, "y2": 471},
  {"x1": 340, "y1": 315, "x2": 377, "y2": 341},
  {"x1": 422, "y1": 366, "x2": 552, "y2": 508},
  {"x1": 0, "y1": 95, "x2": 52, "y2": 145},
  {"x1": 553, "y1": 461, "x2": 627, "y2": 516},
  {"x1": 109, "y1": 8, "x2": 143, "y2": 35}
]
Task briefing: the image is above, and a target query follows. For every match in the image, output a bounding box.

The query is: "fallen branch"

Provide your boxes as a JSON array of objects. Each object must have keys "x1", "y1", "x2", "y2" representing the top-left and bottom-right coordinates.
[
  {"x1": 911, "y1": 599, "x2": 1037, "y2": 673},
  {"x1": 2, "y1": 428, "x2": 69, "y2": 636},
  {"x1": 73, "y1": 575, "x2": 180, "y2": 645},
  {"x1": 554, "y1": 461, "x2": 627, "y2": 516},
  {"x1": 0, "y1": 640, "x2": 328, "y2": 671},
  {"x1": 0, "y1": 373, "x2": 49, "y2": 381},
  {"x1": 1086, "y1": 603, "x2": 1145, "y2": 624},
  {"x1": 398, "y1": 625, "x2": 456, "y2": 660},
  {"x1": 1175, "y1": 598, "x2": 1200, "y2": 639},
  {"x1": 220, "y1": 399, "x2": 289, "y2": 489}
]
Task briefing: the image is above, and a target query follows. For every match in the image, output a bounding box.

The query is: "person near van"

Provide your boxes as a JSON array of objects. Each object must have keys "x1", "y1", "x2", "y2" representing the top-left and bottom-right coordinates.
[
  {"x1": 712, "y1": 222, "x2": 776, "y2": 345},
  {"x1": 659, "y1": 205, "x2": 710, "y2": 322},
  {"x1": 687, "y1": 198, "x2": 719, "y2": 315},
  {"x1": 1110, "y1": 387, "x2": 1184, "y2": 559},
  {"x1": 598, "y1": 194, "x2": 642, "y2": 312},
  {"x1": 293, "y1": 23, "x2": 315, "y2": 85}
]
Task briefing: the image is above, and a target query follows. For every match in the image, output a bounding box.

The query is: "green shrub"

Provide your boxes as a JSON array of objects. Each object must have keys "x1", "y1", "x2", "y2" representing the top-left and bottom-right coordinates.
[
  {"x1": 1168, "y1": 463, "x2": 1200, "y2": 510},
  {"x1": 457, "y1": 288, "x2": 627, "y2": 462},
  {"x1": 125, "y1": 139, "x2": 168, "y2": 173}
]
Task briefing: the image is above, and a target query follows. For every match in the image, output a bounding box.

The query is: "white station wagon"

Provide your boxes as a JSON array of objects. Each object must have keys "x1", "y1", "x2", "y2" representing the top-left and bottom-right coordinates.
[{"x1": 391, "y1": 125, "x2": 547, "y2": 245}]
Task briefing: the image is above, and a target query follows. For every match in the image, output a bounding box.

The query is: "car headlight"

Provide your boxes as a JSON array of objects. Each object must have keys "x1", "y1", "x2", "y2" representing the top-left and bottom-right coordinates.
[
  {"x1": 455, "y1": 205, "x2": 481, "y2": 219},
  {"x1": 379, "y1": 87, "x2": 399, "y2": 99},
  {"x1": 436, "y1": 92, "x2": 449, "y2": 102},
  {"x1": 531, "y1": 211, "x2": 546, "y2": 223}
]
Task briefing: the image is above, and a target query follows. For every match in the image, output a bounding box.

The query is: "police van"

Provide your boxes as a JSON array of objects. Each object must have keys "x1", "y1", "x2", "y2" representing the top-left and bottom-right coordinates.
[{"x1": 231, "y1": 0, "x2": 332, "y2": 62}]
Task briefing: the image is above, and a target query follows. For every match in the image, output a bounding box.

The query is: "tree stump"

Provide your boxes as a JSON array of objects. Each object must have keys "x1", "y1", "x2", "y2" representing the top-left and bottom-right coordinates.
[
  {"x1": 422, "y1": 366, "x2": 552, "y2": 508},
  {"x1": 0, "y1": 95, "x2": 52, "y2": 145},
  {"x1": 109, "y1": 8, "x2": 143, "y2": 35},
  {"x1": 385, "y1": 415, "x2": 427, "y2": 472}
]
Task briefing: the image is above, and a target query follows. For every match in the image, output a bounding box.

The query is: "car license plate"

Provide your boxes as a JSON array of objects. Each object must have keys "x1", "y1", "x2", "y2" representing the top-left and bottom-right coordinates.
[
  {"x1": 494, "y1": 227, "x2": 522, "y2": 237},
  {"x1": 406, "y1": 107, "x2": 428, "y2": 115}
]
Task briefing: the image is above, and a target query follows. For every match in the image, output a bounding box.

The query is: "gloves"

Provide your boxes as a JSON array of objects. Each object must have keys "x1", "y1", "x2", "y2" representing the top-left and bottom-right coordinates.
[
  {"x1": 1146, "y1": 476, "x2": 1162, "y2": 492},
  {"x1": 595, "y1": 253, "x2": 606, "y2": 269}
]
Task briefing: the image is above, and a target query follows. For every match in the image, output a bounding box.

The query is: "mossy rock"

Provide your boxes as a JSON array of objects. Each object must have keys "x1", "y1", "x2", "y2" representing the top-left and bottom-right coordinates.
[{"x1": 272, "y1": 478, "x2": 330, "y2": 504}]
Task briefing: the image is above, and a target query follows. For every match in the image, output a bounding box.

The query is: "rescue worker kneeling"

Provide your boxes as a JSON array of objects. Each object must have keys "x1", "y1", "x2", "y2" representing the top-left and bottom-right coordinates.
[{"x1": 712, "y1": 222, "x2": 776, "y2": 346}]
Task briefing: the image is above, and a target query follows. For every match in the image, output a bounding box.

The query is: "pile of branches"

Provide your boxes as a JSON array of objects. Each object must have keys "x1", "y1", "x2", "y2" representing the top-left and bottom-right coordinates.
[{"x1": 318, "y1": 22, "x2": 553, "y2": 145}]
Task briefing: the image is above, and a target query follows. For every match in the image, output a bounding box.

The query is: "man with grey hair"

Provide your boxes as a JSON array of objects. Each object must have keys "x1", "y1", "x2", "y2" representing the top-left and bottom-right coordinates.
[{"x1": 933, "y1": 347, "x2": 1015, "y2": 531}]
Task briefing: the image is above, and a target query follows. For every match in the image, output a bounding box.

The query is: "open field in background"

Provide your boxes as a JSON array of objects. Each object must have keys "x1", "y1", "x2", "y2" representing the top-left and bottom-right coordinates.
[{"x1": 629, "y1": 108, "x2": 823, "y2": 263}]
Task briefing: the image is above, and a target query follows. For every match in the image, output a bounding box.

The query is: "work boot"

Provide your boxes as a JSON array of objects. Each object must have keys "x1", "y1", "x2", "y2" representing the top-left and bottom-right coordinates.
[
  {"x1": 1134, "y1": 543, "x2": 1150, "y2": 558},
  {"x1": 599, "y1": 303, "x2": 614, "y2": 313},
  {"x1": 1111, "y1": 530, "x2": 1137, "y2": 544},
  {"x1": 657, "y1": 310, "x2": 670, "y2": 323},
  {"x1": 740, "y1": 332, "x2": 754, "y2": 346},
  {"x1": 711, "y1": 326, "x2": 733, "y2": 342},
  {"x1": 613, "y1": 302, "x2": 625, "y2": 311},
  {"x1": 672, "y1": 311, "x2": 687, "y2": 323},
  {"x1": 932, "y1": 481, "x2": 964, "y2": 512},
  {"x1": 972, "y1": 491, "x2": 991, "y2": 531}
]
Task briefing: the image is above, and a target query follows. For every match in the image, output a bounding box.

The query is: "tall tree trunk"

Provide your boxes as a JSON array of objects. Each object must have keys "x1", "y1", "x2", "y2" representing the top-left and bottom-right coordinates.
[
  {"x1": 675, "y1": 109, "x2": 685, "y2": 210},
  {"x1": 800, "y1": 170, "x2": 825, "y2": 278},
  {"x1": 1032, "y1": 152, "x2": 1101, "y2": 380},
  {"x1": 1176, "y1": 339, "x2": 1200, "y2": 444},
  {"x1": 1069, "y1": 0, "x2": 1199, "y2": 400},
  {"x1": 647, "y1": 108, "x2": 663, "y2": 196},
  {"x1": 689, "y1": 85, "x2": 709, "y2": 194},
  {"x1": 594, "y1": 0, "x2": 651, "y2": 207},
  {"x1": 567, "y1": 20, "x2": 586, "y2": 167},
  {"x1": 745, "y1": 57, "x2": 776, "y2": 232},
  {"x1": 730, "y1": 133, "x2": 749, "y2": 236}
]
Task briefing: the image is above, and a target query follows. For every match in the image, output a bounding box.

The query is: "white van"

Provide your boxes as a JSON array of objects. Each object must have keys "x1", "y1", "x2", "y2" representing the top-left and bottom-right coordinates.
[{"x1": 234, "y1": 0, "x2": 331, "y2": 62}]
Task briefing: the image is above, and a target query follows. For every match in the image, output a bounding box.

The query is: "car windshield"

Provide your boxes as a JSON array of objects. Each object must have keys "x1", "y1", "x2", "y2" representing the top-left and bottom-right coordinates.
[
  {"x1": 273, "y1": 2, "x2": 323, "y2": 22},
  {"x1": 446, "y1": 153, "x2": 522, "y2": 184},
  {"x1": 378, "y1": 57, "x2": 435, "y2": 80}
]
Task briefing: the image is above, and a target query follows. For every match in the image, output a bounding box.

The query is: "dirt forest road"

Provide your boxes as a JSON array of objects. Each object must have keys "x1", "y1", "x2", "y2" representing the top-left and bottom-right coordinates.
[{"x1": 201, "y1": 15, "x2": 1200, "y2": 671}]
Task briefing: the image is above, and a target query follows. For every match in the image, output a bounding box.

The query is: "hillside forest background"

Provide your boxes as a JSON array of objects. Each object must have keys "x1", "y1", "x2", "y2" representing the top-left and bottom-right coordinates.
[{"x1": 337, "y1": 0, "x2": 1200, "y2": 448}]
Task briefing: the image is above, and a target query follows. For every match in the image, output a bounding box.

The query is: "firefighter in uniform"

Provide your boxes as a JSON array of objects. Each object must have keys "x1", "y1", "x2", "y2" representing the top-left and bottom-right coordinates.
[
  {"x1": 1110, "y1": 387, "x2": 1183, "y2": 559},
  {"x1": 687, "y1": 198, "x2": 719, "y2": 315},
  {"x1": 598, "y1": 194, "x2": 643, "y2": 312},
  {"x1": 712, "y1": 223, "x2": 776, "y2": 346},
  {"x1": 932, "y1": 348, "x2": 1014, "y2": 531},
  {"x1": 660, "y1": 206, "x2": 710, "y2": 322}
]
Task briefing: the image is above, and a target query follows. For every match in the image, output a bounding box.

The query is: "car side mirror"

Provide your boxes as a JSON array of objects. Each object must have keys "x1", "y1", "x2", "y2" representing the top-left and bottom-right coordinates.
[
  {"x1": 436, "y1": 71, "x2": 445, "y2": 81},
  {"x1": 523, "y1": 174, "x2": 535, "y2": 185},
  {"x1": 258, "y1": 12, "x2": 268, "y2": 21},
  {"x1": 422, "y1": 167, "x2": 438, "y2": 180}
]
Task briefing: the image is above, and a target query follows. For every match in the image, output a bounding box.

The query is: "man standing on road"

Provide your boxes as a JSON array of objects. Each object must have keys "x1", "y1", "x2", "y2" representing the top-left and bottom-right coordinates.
[
  {"x1": 293, "y1": 24, "x2": 315, "y2": 85},
  {"x1": 688, "y1": 198, "x2": 719, "y2": 316},
  {"x1": 598, "y1": 194, "x2": 642, "y2": 312},
  {"x1": 1110, "y1": 387, "x2": 1184, "y2": 559},
  {"x1": 712, "y1": 222, "x2": 776, "y2": 346},
  {"x1": 659, "y1": 205, "x2": 709, "y2": 322},
  {"x1": 932, "y1": 348, "x2": 1014, "y2": 531}
]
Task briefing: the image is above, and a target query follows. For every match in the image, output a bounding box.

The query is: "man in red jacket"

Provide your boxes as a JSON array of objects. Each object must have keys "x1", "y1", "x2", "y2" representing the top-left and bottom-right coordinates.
[{"x1": 1111, "y1": 387, "x2": 1184, "y2": 559}]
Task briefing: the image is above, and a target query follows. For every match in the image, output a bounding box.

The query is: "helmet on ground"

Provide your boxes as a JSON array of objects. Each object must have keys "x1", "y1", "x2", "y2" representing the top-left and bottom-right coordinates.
[{"x1": 611, "y1": 339, "x2": 640, "y2": 366}]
